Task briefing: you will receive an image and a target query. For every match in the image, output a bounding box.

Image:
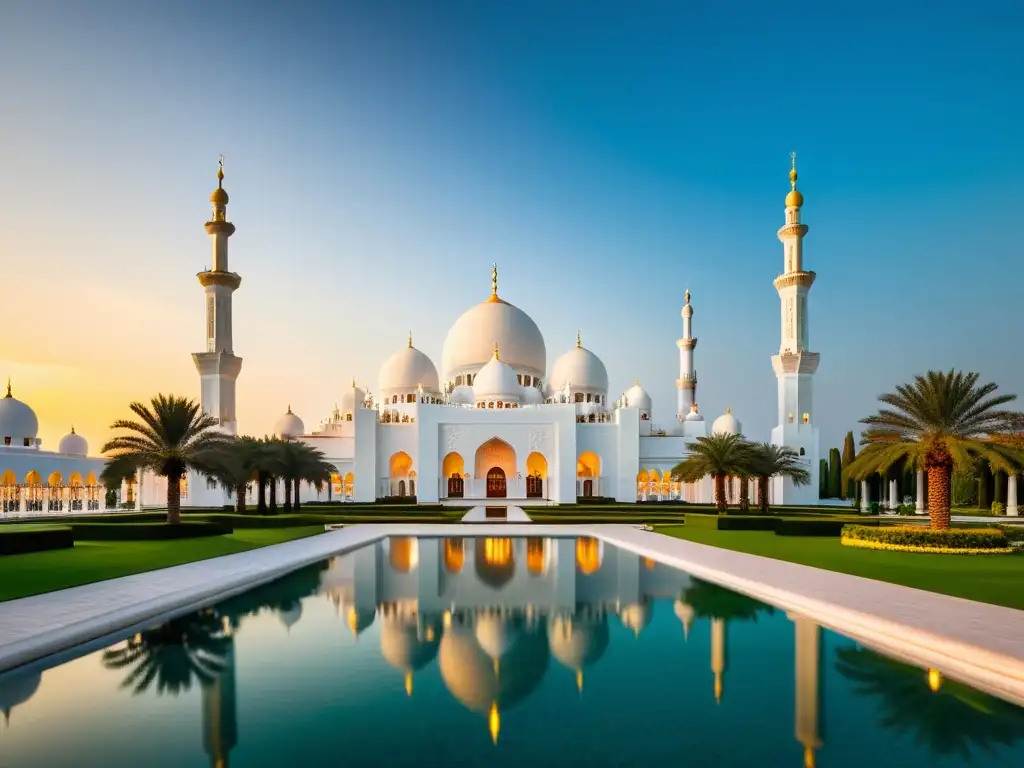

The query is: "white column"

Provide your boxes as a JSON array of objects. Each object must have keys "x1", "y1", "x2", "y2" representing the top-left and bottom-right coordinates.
[
  {"x1": 915, "y1": 470, "x2": 925, "y2": 514},
  {"x1": 860, "y1": 480, "x2": 869, "y2": 512},
  {"x1": 1008, "y1": 474, "x2": 1018, "y2": 517},
  {"x1": 888, "y1": 479, "x2": 898, "y2": 511}
]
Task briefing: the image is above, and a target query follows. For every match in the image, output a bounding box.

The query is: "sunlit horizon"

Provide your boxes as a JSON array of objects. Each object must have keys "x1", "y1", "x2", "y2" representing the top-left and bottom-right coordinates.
[{"x1": 2, "y1": 0, "x2": 1022, "y2": 455}]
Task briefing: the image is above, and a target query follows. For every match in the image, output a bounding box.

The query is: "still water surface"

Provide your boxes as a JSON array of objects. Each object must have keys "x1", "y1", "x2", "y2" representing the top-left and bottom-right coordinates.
[{"x1": 2, "y1": 535, "x2": 1023, "y2": 767}]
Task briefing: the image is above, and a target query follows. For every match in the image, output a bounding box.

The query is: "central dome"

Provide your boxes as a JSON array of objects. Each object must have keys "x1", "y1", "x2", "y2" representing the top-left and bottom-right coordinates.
[{"x1": 442, "y1": 268, "x2": 546, "y2": 383}]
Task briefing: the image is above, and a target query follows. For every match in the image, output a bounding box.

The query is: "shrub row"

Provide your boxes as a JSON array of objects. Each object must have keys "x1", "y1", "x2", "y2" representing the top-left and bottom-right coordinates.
[
  {"x1": 775, "y1": 518, "x2": 879, "y2": 536},
  {"x1": 681, "y1": 514, "x2": 878, "y2": 536},
  {"x1": 0, "y1": 526, "x2": 75, "y2": 555},
  {"x1": 841, "y1": 525, "x2": 1012, "y2": 554},
  {"x1": 70, "y1": 521, "x2": 234, "y2": 541},
  {"x1": 684, "y1": 514, "x2": 776, "y2": 531}
]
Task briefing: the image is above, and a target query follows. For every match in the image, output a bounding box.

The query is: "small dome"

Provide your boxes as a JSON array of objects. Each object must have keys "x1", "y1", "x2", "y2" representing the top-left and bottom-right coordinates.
[
  {"x1": 520, "y1": 386, "x2": 543, "y2": 405},
  {"x1": 341, "y1": 381, "x2": 367, "y2": 414},
  {"x1": 786, "y1": 188, "x2": 804, "y2": 208},
  {"x1": 450, "y1": 385, "x2": 475, "y2": 406},
  {"x1": 275, "y1": 406, "x2": 305, "y2": 437},
  {"x1": 379, "y1": 339, "x2": 440, "y2": 395},
  {"x1": 473, "y1": 346, "x2": 522, "y2": 402},
  {"x1": 547, "y1": 340, "x2": 609, "y2": 396},
  {"x1": 210, "y1": 186, "x2": 229, "y2": 206},
  {"x1": 381, "y1": 614, "x2": 440, "y2": 673},
  {"x1": 0, "y1": 383, "x2": 39, "y2": 443},
  {"x1": 547, "y1": 614, "x2": 610, "y2": 671},
  {"x1": 278, "y1": 602, "x2": 303, "y2": 630},
  {"x1": 58, "y1": 427, "x2": 88, "y2": 456},
  {"x1": 684, "y1": 403, "x2": 704, "y2": 422},
  {"x1": 475, "y1": 614, "x2": 524, "y2": 662},
  {"x1": 620, "y1": 600, "x2": 653, "y2": 637},
  {"x1": 711, "y1": 407, "x2": 742, "y2": 436},
  {"x1": 682, "y1": 289, "x2": 693, "y2": 318},
  {"x1": 0, "y1": 669, "x2": 41, "y2": 724},
  {"x1": 622, "y1": 381, "x2": 652, "y2": 411}
]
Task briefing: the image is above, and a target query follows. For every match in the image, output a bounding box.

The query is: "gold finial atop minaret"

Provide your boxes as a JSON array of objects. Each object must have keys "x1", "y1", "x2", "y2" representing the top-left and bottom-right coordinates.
[
  {"x1": 489, "y1": 702, "x2": 501, "y2": 744},
  {"x1": 493, "y1": 342, "x2": 500, "y2": 360},
  {"x1": 576, "y1": 330, "x2": 581, "y2": 348},
  {"x1": 210, "y1": 155, "x2": 229, "y2": 208},
  {"x1": 786, "y1": 151, "x2": 804, "y2": 208},
  {"x1": 408, "y1": 330, "x2": 413, "y2": 348},
  {"x1": 685, "y1": 288, "x2": 691, "y2": 305}
]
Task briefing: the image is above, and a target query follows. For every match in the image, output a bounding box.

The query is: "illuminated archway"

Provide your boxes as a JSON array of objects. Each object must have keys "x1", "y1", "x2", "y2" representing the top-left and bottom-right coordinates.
[
  {"x1": 85, "y1": 472, "x2": 97, "y2": 486},
  {"x1": 576, "y1": 452, "x2": 600, "y2": 478},
  {"x1": 47, "y1": 471, "x2": 62, "y2": 487},
  {"x1": 576, "y1": 537, "x2": 602, "y2": 575},
  {"x1": 442, "y1": 452, "x2": 465, "y2": 478},
  {"x1": 475, "y1": 537, "x2": 515, "y2": 589},
  {"x1": 474, "y1": 437, "x2": 516, "y2": 480},
  {"x1": 389, "y1": 537, "x2": 418, "y2": 573},
  {"x1": 26, "y1": 470, "x2": 42, "y2": 485},
  {"x1": 526, "y1": 537, "x2": 546, "y2": 576},
  {"x1": 526, "y1": 452, "x2": 547, "y2": 478},
  {"x1": 444, "y1": 538, "x2": 464, "y2": 573},
  {"x1": 343, "y1": 472, "x2": 354, "y2": 496},
  {"x1": 1, "y1": 469, "x2": 16, "y2": 486},
  {"x1": 389, "y1": 451, "x2": 413, "y2": 478}
]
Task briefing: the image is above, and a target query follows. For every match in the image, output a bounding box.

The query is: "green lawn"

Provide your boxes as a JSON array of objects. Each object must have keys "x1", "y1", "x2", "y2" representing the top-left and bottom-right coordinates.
[
  {"x1": 656, "y1": 525, "x2": 1024, "y2": 610},
  {"x1": 0, "y1": 526, "x2": 325, "y2": 603}
]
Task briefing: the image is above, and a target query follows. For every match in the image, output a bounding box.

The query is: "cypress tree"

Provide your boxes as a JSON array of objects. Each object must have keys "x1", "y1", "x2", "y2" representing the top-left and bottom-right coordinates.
[
  {"x1": 829, "y1": 447, "x2": 843, "y2": 499},
  {"x1": 819, "y1": 458, "x2": 829, "y2": 498},
  {"x1": 842, "y1": 431, "x2": 856, "y2": 499}
]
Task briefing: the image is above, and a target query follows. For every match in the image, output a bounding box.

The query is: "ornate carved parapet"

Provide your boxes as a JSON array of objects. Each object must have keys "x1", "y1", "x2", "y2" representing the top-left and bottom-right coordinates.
[
  {"x1": 204, "y1": 220, "x2": 236, "y2": 237},
  {"x1": 773, "y1": 271, "x2": 816, "y2": 291},
  {"x1": 771, "y1": 351, "x2": 820, "y2": 375},
  {"x1": 776, "y1": 222, "x2": 808, "y2": 240},
  {"x1": 676, "y1": 337, "x2": 698, "y2": 350},
  {"x1": 198, "y1": 270, "x2": 242, "y2": 290}
]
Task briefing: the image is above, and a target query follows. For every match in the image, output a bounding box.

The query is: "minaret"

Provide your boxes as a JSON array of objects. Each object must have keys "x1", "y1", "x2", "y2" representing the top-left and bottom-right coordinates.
[
  {"x1": 202, "y1": 627, "x2": 238, "y2": 768},
  {"x1": 676, "y1": 288, "x2": 697, "y2": 420},
  {"x1": 790, "y1": 615, "x2": 824, "y2": 768},
  {"x1": 770, "y1": 153, "x2": 820, "y2": 504},
  {"x1": 710, "y1": 617, "x2": 727, "y2": 704},
  {"x1": 192, "y1": 157, "x2": 243, "y2": 435}
]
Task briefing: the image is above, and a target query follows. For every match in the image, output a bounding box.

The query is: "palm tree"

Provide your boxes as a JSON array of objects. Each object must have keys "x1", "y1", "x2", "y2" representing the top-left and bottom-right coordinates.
[
  {"x1": 101, "y1": 609, "x2": 231, "y2": 696},
  {"x1": 100, "y1": 395, "x2": 233, "y2": 524},
  {"x1": 746, "y1": 442, "x2": 811, "y2": 514},
  {"x1": 276, "y1": 439, "x2": 334, "y2": 512},
  {"x1": 844, "y1": 371, "x2": 1024, "y2": 529},
  {"x1": 205, "y1": 436, "x2": 262, "y2": 514},
  {"x1": 671, "y1": 433, "x2": 751, "y2": 512},
  {"x1": 835, "y1": 646, "x2": 1024, "y2": 759}
]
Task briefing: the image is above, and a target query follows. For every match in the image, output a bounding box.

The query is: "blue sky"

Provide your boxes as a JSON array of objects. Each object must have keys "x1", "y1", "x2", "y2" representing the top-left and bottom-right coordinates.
[{"x1": 1, "y1": 0, "x2": 1021, "y2": 451}]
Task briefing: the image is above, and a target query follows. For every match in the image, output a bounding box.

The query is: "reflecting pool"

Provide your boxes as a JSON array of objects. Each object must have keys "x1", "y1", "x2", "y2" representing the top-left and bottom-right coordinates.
[{"x1": 3, "y1": 535, "x2": 1024, "y2": 766}]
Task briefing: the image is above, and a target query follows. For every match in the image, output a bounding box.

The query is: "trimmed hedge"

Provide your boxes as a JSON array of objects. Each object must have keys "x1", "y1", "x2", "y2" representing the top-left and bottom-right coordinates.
[
  {"x1": 71, "y1": 521, "x2": 233, "y2": 541},
  {"x1": 841, "y1": 525, "x2": 1012, "y2": 554},
  {"x1": 0, "y1": 526, "x2": 74, "y2": 555},
  {"x1": 684, "y1": 514, "x2": 776, "y2": 531},
  {"x1": 775, "y1": 518, "x2": 879, "y2": 537}
]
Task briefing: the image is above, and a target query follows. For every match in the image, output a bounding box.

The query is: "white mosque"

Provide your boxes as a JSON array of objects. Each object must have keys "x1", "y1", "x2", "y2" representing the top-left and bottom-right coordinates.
[{"x1": 133, "y1": 157, "x2": 821, "y2": 509}]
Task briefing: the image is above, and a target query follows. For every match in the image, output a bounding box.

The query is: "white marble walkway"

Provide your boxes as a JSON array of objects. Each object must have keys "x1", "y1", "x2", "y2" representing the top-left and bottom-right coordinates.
[{"x1": 2, "y1": 523, "x2": 1023, "y2": 707}]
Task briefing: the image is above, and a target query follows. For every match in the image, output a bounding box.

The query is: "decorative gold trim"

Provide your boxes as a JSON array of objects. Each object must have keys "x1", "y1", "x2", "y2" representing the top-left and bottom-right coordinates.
[
  {"x1": 675, "y1": 379, "x2": 696, "y2": 390},
  {"x1": 676, "y1": 338, "x2": 697, "y2": 350},
  {"x1": 777, "y1": 223, "x2": 809, "y2": 240},
  {"x1": 198, "y1": 271, "x2": 242, "y2": 290},
  {"x1": 773, "y1": 271, "x2": 816, "y2": 291}
]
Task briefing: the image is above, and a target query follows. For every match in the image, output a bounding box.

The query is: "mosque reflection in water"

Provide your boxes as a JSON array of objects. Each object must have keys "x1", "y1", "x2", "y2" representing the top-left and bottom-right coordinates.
[{"x1": 5, "y1": 536, "x2": 1024, "y2": 767}]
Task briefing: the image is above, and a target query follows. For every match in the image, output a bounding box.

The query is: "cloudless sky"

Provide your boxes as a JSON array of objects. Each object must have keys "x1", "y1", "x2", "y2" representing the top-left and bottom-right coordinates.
[{"x1": 1, "y1": 0, "x2": 1021, "y2": 453}]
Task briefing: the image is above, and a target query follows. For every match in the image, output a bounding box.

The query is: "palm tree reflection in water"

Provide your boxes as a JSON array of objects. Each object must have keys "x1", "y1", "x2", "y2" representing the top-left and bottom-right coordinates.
[
  {"x1": 102, "y1": 609, "x2": 231, "y2": 696},
  {"x1": 835, "y1": 647, "x2": 1024, "y2": 760}
]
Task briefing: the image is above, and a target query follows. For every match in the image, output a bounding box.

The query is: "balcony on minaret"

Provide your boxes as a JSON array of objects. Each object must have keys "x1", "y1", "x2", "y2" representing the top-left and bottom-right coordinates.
[
  {"x1": 197, "y1": 270, "x2": 242, "y2": 291},
  {"x1": 675, "y1": 373, "x2": 697, "y2": 389},
  {"x1": 772, "y1": 351, "x2": 820, "y2": 376},
  {"x1": 676, "y1": 337, "x2": 698, "y2": 350}
]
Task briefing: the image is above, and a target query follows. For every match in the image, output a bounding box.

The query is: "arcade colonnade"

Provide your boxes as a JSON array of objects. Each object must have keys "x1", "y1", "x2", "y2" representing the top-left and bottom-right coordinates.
[{"x1": 0, "y1": 469, "x2": 104, "y2": 514}]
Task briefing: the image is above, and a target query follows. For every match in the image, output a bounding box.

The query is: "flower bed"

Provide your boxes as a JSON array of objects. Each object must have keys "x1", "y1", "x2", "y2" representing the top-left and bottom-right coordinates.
[{"x1": 841, "y1": 525, "x2": 1013, "y2": 554}]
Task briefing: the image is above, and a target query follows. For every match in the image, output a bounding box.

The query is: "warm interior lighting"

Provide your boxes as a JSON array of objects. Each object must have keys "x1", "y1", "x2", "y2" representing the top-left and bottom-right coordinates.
[
  {"x1": 576, "y1": 537, "x2": 601, "y2": 574},
  {"x1": 927, "y1": 667, "x2": 942, "y2": 692},
  {"x1": 484, "y1": 537, "x2": 512, "y2": 565}
]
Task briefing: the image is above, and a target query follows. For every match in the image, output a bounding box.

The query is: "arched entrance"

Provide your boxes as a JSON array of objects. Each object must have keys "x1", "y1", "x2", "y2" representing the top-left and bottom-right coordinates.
[
  {"x1": 486, "y1": 467, "x2": 507, "y2": 498},
  {"x1": 526, "y1": 451, "x2": 547, "y2": 499},
  {"x1": 577, "y1": 452, "x2": 600, "y2": 498},
  {"x1": 442, "y1": 452, "x2": 465, "y2": 498}
]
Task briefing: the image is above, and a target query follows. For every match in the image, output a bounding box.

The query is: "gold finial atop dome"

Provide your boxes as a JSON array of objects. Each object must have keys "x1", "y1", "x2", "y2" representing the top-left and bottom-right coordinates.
[
  {"x1": 634, "y1": 378, "x2": 640, "y2": 386},
  {"x1": 404, "y1": 671, "x2": 413, "y2": 697},
  {"x1": 726, "y1": 406, "x2": 731, "y2": 414},
  {"x1": 286, "y1": 404, "x2": 292, "y2": 414},
  {"x1": 691, "y1": 403, "x2": 698, "y2": 413},
  {"x1": 786, "y1": 151, "x2": 804, "y2": 208},
  {"x1": 408, "y1": 330, "x2": 413, "y2": 348},
  {"x1": 485, "y1": 262, "x2": 501, "y2": 303},
  {"x1": 210, "y1": 155, "x2": 229, "y2": 206},
  {"x1": 493, "y1": 342, "x2": 500, "y2": 360},
  {"x1": 576, "y1": 329, "x2": 581, "y2": 348},
  {"x1": 351, "y1": 376, "x2": 356, "y2": 388},
  {"x1": 804, "y1": 745, "x2": 816, "y2": 768},
  {"x1": 576, "y1": 669, "x2": 584, "y2": 695},
  {"x1": 4, "y1": 378, "x2": 10, "y2": 399}
]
